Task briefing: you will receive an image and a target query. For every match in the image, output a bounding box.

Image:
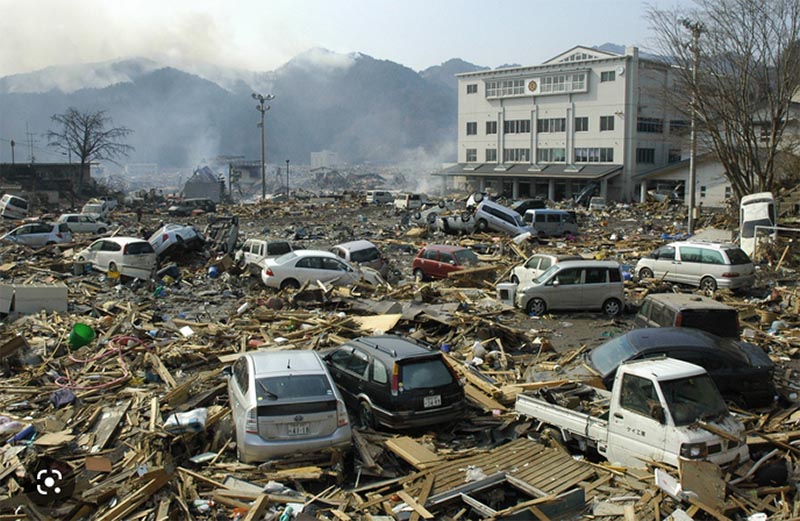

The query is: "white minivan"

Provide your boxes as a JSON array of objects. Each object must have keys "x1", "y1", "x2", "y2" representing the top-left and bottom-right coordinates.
[
  {"x1": 75, "y1": 237, "x2": 157, "y2": 280},
  {"x1": 474, "y1": 199, "x2": 536, "y2": 237},
  {"x1": 366, "y1": 190, "x2": 394, "y2": 204},
  {"x1": 0, "y1": 194, "x2": 29, "y2": 219},
  {"x1": 523, "y1": 209, "x2": 579, "y2": 238}
]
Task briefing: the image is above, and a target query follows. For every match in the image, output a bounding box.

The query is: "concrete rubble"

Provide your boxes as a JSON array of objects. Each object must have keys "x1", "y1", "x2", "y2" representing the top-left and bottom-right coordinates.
[{"x1": 0, "y1": 194, "x2": 798, "y2": 520}]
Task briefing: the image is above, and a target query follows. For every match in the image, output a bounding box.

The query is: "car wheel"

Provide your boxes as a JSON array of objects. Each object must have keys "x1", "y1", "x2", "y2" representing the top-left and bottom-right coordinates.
[
  {"x1": 472, "y1": 192, "x2": 484, "y2": 203},
  {"x1": 511, "y1": 275, "x2": 520, "y2": 284},
  {"x1": 108, "y1": 262, "x2": 118, "y2": 273},
  {"x1": 477, "y1": 219, "x2": 488, "y2": 231},
  {"x1": 700, "y1": 276, "x2": 718, "y2": 292},
  {"x1": 77, "y1": 256, "x2": 85, "y2": 262},
  {"x1": 460, "y1": 211, "x2": 472, "y2": 223},
  {"x1": 97, "y1": 228, "x2": 107, "y2": 234},
  {"x1": 280, "y1": 278, "x2": 300, "y2": 290},
  {"x1": 603, "y1": 298, "x2": 623, "y2": 317},
  {"x1": 537, "y1": 230, "x2": 547, "y2": 239},
  {"x1": 413, "y1": 211, "x2": 422, "y2": 221},
  {"x1": 438, "y1": 200, "x2": 446, "y2": 209},
  {"x1": 526, "y1": 298, "x2": 547, "y2": 316},
  {"x1": 413, "y1": 268, "x2": 425, "y2": 282},
  {"x1": 638, "y1": 267, "x2": 654, "y2": 280},
  {"x1": 426, "y1": 212, "x2": 438, "y2": 224},
  {"x1": 358, "y1": 401, "x2": 376, "y2": 429}
]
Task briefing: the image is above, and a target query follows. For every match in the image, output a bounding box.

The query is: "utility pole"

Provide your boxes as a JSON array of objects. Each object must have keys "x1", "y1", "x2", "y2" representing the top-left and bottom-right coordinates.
[
  {"x1": 9, "y1": 140, "x2": 14, "y2": 164},
  {"x1": 285, "y1": 159, "x2": 290, "y2": 198},
  {"x1": 252, "y1": 92, "x2": 275, "y2": 200},
  {"x1": 682, "y1": 18, "x2": 704, "y2": 235}
]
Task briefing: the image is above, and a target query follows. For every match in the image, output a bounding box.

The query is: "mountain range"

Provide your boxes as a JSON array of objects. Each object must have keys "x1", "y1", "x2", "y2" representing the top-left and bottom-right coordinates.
[{"x1": 0, "y1": 45, "x2": 627, "y2": 169}]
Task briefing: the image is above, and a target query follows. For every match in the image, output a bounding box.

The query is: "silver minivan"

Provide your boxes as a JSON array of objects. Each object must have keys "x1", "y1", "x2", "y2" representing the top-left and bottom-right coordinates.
[
  {"x1": 522, "y1": 209, "x2": 579, "y2": 238},
  {"x1": 474, "y1": 200, "x2": 536, "y2": 237},
  {"x1": 226, "y1": 350, "x2": 352, "y2": 464},
  {"x1": 634, "y1": 241, "x2": 754, "y2": 292},
  {"x1": 515, "y1": 260, "x2": 625, "y2": 316}
]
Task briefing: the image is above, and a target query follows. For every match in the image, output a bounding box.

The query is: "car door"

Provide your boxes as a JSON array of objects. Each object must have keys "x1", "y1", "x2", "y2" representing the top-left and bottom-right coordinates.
[
  {"x1": 550, "y1": 267, "x2": 584, "y2": 309},
  {"x1": 78, "y1": 215, "x2": 96, "y2": 233},
  {"x1": 582, "y1": 266, "x2": 609, "y2": 309},
  {"x1": 29, "y1": 224, "x2": 52, "y2": 246},
  {"x1": 325, "y1": 348, "x2": 361, "y2": 408},
  {"x1": 87, "y1": 240, "x2": 108, "y2": 269},
  {"x1": 651, "y1": 246, "x2": 678, "y2": 281},
  {"x1": 228, "y1": 357, "x2": 250, "y2": 437},
  {"x1": 607, "y1": 373, "x2": 666, "y2": 465},
  {"x1": 437, "y1": 251, "x2": 461, "y2": 278},
  {"x1": 675, "y1": 245, "x2": 704, "y2": 285},
  {"x1": 321, "y1": 257, "x2": 358, "y2": 285}
]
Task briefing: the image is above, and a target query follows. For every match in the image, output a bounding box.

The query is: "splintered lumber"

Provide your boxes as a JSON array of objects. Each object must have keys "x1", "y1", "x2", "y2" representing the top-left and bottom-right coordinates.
[
  {"x1": 243, "y1": 495, "x2": 271, "y2": 521},
  {"x1": 396, "y1": 490, "x2": 434, "y2": 519},
  {"x1": 95, "y1": 468, "x2": 171, "y2": 521},
  {"x1": 410, "y1": 474, "x2": 435, "y2": 521},
  {"x1": 384, "y1": 437, "x2": 441, "y2": 470},
  {"x1": 93, "y1": 400, "x2": 132, "y2": 451},
  {"x1": 447, "y1": 264, "x2": 499, "y2": 278}
]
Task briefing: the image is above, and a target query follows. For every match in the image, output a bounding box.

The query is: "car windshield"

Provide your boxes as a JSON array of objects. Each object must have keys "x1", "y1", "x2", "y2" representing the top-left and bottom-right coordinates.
[
  {"x1": 533, "y1": 264, "x2": 560, "y2": 284},
  {"x1": 589, "y1": 336, "x2": 637, "y2": 377},
  {"x1": 741, "y1": 218, "x2": 773, "y2": 239},
  {"x1": 350, "y1": 247, "x2": 381, "y2": 263},
  {"x1": 255, "y1": 375, "x2": 333, "y2": 401},
  {"x1": 83, "y1": 204, "x2": 103, "y2": 212},
  {"x1": 511, "y1": 213, "x2": 525, "y2": 227},
  {"x1": 274, "y1": 251, "x2": 298, "y2": 264},
  {"x1": 724, "y1": 248, "x2": 752, "y2": 264},
  {"x1": 454, "y1": 249, "x2": 479, "y2": 265},
  {"x1": 660, "y1": 374, "x2": 728, "y2": 426},
  {"x1": 400, "y1": 358, "x2": 454, "y2": 390}
]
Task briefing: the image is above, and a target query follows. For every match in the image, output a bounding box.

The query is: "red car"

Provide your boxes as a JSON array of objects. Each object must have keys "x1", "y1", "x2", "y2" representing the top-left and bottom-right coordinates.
[{"x1": 412, "y1": 244, "x2": 479, "y2": 281}]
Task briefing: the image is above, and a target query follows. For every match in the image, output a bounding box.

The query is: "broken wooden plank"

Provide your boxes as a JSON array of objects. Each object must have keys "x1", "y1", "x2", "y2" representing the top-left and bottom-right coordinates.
[{"x1": 384, "y1": 437, "x2": 441, "y2": 470}]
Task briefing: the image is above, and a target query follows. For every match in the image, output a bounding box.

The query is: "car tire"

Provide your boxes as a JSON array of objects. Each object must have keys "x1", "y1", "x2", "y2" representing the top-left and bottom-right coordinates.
[
  {"x1": 438, "y1": 200, "x2": 446, "y2": 208},
  {"x1": 77, "y1": 256, "x2": 85, "y2": 262},
  {"x1": 426, "y1": 212, "x2": 438, "y2": 224},
  {"x1": 413, "y1": 211, "x2": 422, "y2": 221},
  {"x1": 413, "y1": 268, "x2": 425, "y2": 282},
  {"x1": 638, "y1": 267, "x2": 654, "y2": 280},
  {"x1": 472, "y1": 192, "x2": 484, "y2": 203},
  {"x1": 280, "y1": 278, "x2": 300, "y2": 291},
  {"x1": 97, "y1": 228, "x2": 107, "y2": 234},
  {"x1": 460, "y1": 211, "x2": 472, "y2": 223},
  {"x1": 526, "y1": 298, "x2": 546, "y2": 316},
  {"x1": 108, "y1": 262, "x2": 118, "y2": 272},
  {"x1": 477, "y1": 219, "x2": 488, "y2": 231},
  {"x1": 511, "y1": 275, "x2": 520, "y2": 284},
  {"x1": 358, "y1": 401, "x2": 376, "y2": 429},
  {"x1": 603, "y1": 298, "x2": 623, "y2": 317},
  {"x1": 700, "y1": 276, "x2": 718, "y2": 292}
]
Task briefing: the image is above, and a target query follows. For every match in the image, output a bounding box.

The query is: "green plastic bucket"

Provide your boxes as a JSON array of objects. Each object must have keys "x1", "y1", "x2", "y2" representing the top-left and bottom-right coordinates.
[{"x1": 68, "y1": 323, "x2": 95, "y2": 348}]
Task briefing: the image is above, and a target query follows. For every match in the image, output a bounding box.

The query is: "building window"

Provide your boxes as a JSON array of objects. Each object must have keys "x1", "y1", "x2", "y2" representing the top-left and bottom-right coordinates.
[
  {"x1": 574, "y1": 148, "x2": 614, "y2": 162},
  {"x1": 485, "y1": 148, "x2": 497, "y2": 162},
  {"x1": 668, "y1": 149, "x2": 681, "y2": 163},
  {"x1": 539, "y1": 73, "x2": 587, "y2": 94},
  {"x1": 503, "y1": 148, "x2": 530, "y2": 162},
  {"x1": 466, "y1": 148, "x2": 477, "y2": 162},
  {"x1": 537, "y1": 118, "x2": 566, "y2": 133},
  {"x1": 537, "y1": 148, "x2": 566, "y2": 163},
  {"x1": 601, "y1": 71, "x2": 616, "y2": 82},
  {"x1": 504, "y1": 119, "x2": 531, "y2": 134},
  {"x1": 637, "y1": 117, "x2": 664, "y2": 133},
  {"x1": 669, "y1": 120, "x2": 689, "y2": 135},
  {"x1": 725, "y1": 186, "x2": 732, "y2": 199},
  {"x1": 574, "y1": 117, "x2": 588, "y2": 132},
  {"x1": 600, "y1": 116, "x2": 615, "y2": 131},
  {"x1": 559, "y1": 52, "x2": 598, "y2": 62},
  {"x1": 486, "y1": 121, "x2": 497, "y2": 134},
  {"x1": 636, "y1": 148, "x2": 655, "y2": 163},
  {"x1": 700, "y1": 186, "x2": 707, "y2": 198},
  {"x1": 485, "y1": 79, "x2": 525, "y2": 97},
  {"x1": 759, "y1": 126, "x2": 771, "y2": 143},
  {"x1": 466, "y1": 122, "x2": 477, "y2": 135},
  {"x1": 466, "y1": 83, "x2": 478, "y2": 94}
]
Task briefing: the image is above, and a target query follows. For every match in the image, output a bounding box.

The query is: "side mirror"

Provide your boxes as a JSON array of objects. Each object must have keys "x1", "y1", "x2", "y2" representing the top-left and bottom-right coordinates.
[
  {"x1": 221, "y1": 366, "x2": 232, "y2": 377},
  {"x1": 650, "y1": 403, "x2": 666, "y2": 424},
  {"x1": 552, "y1": 279, "x2": 561, "y2": 287},
  {"x1": 449, "y1": 260, "x2": 456, "y2": 265}
]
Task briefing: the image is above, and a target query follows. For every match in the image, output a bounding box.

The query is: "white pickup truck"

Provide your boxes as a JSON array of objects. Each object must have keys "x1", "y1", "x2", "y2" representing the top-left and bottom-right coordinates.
[{"x1": 515, "y1": 358, "x2": 749, "y2": 468}]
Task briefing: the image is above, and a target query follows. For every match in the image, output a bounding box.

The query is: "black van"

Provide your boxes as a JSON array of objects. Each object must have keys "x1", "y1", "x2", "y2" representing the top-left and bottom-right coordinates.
[
  {"x1": 633, "y1": 293, "x2": 740, "y2": 338},
  {"x1": 324, "y1": 335, "x2": 465, "y2": 429}
]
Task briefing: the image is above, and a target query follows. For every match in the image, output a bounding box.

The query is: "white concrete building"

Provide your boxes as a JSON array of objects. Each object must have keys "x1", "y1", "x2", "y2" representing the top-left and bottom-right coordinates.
[{"x1": 438, "y1": 46, "x2": 687, "y2": 202}]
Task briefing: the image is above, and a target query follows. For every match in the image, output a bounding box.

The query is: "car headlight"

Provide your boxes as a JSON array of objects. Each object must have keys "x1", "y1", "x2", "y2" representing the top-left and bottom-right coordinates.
[{"x1": 680, "y1": 442, "x2": 708, "y2": 459}]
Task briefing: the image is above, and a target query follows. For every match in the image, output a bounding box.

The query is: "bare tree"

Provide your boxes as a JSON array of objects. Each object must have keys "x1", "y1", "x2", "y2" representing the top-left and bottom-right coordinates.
[
  {"x1": 47, "y1": 108, "x2": 134, "y2": 197},
  {"x1": 647, "y1": 0, "x2": 800, "y2": 200}
]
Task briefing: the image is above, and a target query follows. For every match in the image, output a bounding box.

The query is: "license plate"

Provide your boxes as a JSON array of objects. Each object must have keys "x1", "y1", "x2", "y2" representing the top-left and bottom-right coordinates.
[
  {"x1": 423, "y1": 395, "x2": 441, "y2": 408},
  {"x1": 287, "y1": 423, "x2": 309, "y2": 435}
]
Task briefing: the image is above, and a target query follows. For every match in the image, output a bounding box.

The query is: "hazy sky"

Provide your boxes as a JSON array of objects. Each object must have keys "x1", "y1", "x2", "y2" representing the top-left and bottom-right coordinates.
[{"x1": 0, "y1": 0, "x2": 690, "y2": 76}]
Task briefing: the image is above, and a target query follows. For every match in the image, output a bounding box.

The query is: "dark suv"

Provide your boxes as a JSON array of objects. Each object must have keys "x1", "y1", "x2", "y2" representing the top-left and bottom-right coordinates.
[
  {"x1": 167, "y1": 198, "x2": 217, "y2": 217},
  {"x1": 323, "y1": 335, "x2": 465, "y2": 429},
  {"x1": 633, "y1": 293, "x2": 740, "y2": 338}
]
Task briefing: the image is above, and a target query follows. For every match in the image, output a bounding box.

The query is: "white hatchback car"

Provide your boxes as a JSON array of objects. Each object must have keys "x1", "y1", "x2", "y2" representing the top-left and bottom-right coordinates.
[
  {"x1": 226, "y1": 350, "x2": 352, "y2": 463},
  {"x1": 1, "y1": 222, "x2": 72, "y2": 247},
  {"x1": 75, "y1": 237, "x2": 157, "y2": 280},
  {"x1": 57, "y1": 213, "x2": 110, "y2": 234},
  {"x1": 510, "y1": 253, "x2": 583, "y2": 285},
  {"x1": 261, "y1": 250, "x2": 381, "y2": 290}
]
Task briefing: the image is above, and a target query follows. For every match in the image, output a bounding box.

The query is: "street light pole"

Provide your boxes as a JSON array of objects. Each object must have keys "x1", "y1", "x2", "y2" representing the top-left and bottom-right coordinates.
[
  {"x1": 285, "y1": 159, "x2": 290, "y2": 199},
  {"x1": 252, "y1": 92, "x2": 275, "y2": 200},
  {"x1": 681, "y1": 19, "x2": 704, "y2": 235}
]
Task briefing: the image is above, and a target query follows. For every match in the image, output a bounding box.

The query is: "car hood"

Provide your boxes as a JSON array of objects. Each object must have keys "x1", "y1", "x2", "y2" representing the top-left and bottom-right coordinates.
[{"x1": 738, "y1": 341, "x2": 774, "y2": 369}]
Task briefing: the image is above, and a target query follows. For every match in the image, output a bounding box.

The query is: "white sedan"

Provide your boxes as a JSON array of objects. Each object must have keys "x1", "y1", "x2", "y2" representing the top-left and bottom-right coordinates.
[
  {"x1": 261, "y1": 250, "x2": 382, "y2": 290},
  {"x1": 57, "y1": 213, "x2": 110, "y2": 234},
  {"x1": 510, "y1": 253, "x2": 583, "y2": 285},
  {"x1": 149, "y1": 223, "x2": 205, "y2": 257}
]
